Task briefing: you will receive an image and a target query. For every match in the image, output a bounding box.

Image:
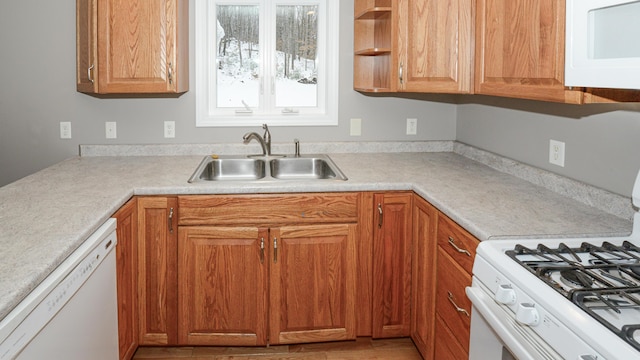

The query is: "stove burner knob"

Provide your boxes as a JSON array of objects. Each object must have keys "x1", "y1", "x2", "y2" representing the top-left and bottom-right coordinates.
[
  {"x1": 495, "y1": 284, "x2": 516, "y2": 305},
  {"x1": 515, "y1": 303, "x2": 540, "y2": 326}
]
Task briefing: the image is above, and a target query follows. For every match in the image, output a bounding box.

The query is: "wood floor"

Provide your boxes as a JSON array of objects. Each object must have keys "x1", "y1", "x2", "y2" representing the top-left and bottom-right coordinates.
[{"x1": 132, "y1": 337, "x2": 423, "y2": 360}]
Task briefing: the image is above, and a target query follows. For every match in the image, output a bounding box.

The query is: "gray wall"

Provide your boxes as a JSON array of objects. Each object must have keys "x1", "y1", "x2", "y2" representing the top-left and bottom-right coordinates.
[
  {"x1": 0, "y1": 0, "x2": 456, "y2": 187},
  {"x1": 1, "y1": 1, "x2": 640, "y2": 199},
  {"x1": 456, "y1": 96, "x2": 640, "y2": 197}
]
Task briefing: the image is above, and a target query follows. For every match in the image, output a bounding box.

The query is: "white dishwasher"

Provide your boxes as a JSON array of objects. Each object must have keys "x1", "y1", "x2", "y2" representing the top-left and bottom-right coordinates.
[{"x1": 0, "y1": 218, "x2": 119, "y2": 360}]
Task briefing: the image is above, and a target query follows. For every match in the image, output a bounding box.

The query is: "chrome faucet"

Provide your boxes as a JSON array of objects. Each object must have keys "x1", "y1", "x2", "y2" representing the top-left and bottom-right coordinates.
[{"x1": 242, "y1": 124, "x2": 271, "y2": 156}]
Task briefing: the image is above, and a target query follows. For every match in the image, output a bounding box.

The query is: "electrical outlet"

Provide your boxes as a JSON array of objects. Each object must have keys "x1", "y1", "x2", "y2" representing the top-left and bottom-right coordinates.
[
  {"x1": 60, "y1": 122, "x2": 71, "y2": 139},
  {"x1": 406, "y1": 118, "x2": 417, "y2": 135},
  {"x1": 164, "y1": 121, "x2": 176, "y2": 138},
  {"x1": 549, "y1": 140, "x2": 565, "y2": 167},
  {"x1": 350, "y1": 118, "x2": 362, "y2": 136},
  {"x1": 105, "y1": 122, "x2": 117, "y2": 139}
]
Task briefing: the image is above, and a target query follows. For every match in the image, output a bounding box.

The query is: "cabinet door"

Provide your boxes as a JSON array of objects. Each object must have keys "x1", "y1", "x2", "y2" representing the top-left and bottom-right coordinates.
[
  {"x1": 177, "y1": 226, "x2": 269, "y2": 346},
  {"x1": 113, "y1": 198, "x2": 138, "y2": 360},
  {"x1": 76, "y1": 0, "x2": 98, "y2": 92},
  {"x1": 138, "y1": 197, "x2": 178, "y2": 345},
  {"x1": 475, "y1": 0, "x2": 583, "y2": 103},
  {"x1": 95, "y1": 0, "x2": 188, "y2": 93},
  {"x1": 269, "y1": 224, "x2": 357, "y2": 344},
  {"x1": 410, "y1": 196, "x2": 438, "y2": 360},
  {"x1": 397, "y1": 0, "x2": 473, "y2": 93},
  {"x1": 372, "y1": 193, "x2": 412, "y2": 338}
]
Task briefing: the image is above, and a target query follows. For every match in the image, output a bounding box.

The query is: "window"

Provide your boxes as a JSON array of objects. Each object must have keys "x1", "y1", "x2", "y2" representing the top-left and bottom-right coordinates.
[{"x1": 196, "y1": 0, "x2": 339, "y2": 127}]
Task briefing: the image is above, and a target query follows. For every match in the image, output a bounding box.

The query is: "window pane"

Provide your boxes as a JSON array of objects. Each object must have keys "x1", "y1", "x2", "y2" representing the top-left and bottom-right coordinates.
[
  {"x1": 275, "y1": 5, "x2": 318, "y2": 108},
  {"x1": 216, "y1": 5, "x2": 260, "y2": 108}
]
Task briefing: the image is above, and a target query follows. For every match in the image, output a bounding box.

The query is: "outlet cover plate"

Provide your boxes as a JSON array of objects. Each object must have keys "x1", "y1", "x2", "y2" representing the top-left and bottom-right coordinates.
[{"x1": 549, "y1": 140, "x2": 565, "y2": 167}]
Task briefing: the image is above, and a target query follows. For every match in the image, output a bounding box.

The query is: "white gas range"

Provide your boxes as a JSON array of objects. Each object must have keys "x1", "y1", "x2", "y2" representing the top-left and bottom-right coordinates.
[{"x1": 466, "y1": 170, "x2": 640, "y2": 360}]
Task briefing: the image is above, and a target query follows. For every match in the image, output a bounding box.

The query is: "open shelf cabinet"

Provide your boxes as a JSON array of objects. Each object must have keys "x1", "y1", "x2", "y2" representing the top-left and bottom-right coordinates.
[{"x1": 354, "y1": 0, "x2": 395, "y2": 92}]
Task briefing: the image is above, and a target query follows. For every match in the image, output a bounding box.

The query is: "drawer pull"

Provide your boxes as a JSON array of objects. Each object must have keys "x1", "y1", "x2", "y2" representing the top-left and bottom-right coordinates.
[
  {"x1": 377, "y1": 203, "x2": 383, "y2": 228},
  {"x1": 448, "y1": 236, "x2": 471, "y2": 257},
  {"x1": 447, "y1": 291, "x2": 470, "y2": 317}
]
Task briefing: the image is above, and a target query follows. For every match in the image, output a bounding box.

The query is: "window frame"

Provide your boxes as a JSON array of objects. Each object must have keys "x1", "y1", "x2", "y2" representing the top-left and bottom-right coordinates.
[{"x1": 195, "y1": 0, "x2": 339, "y2": 127}]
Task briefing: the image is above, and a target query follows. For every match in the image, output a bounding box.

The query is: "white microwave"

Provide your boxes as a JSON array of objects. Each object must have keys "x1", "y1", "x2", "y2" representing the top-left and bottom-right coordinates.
[{"x1": 565, "y1": 0, "x2": 640, "y2": 90}]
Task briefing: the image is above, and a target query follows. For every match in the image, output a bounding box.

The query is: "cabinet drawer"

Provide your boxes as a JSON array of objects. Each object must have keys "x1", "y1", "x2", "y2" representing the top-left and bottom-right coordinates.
[
  {"x1": 178, "y1": 193, "x2": 359, "y2": 225},
  {"x1": 437, "y1": 214, "x2": 478, "y2": 273},
  {"x1": 434, "y1": 313, "x2": 468, "y2": 360},
  {"x1": 435, "y1": 247, "x2": 472, "y2": 353}
]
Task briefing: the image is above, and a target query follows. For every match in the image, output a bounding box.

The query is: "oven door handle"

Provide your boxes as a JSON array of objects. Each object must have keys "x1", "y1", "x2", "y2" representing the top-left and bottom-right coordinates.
[{"x1": 466, "y1": 285, "x2": 557, "y2": 360}]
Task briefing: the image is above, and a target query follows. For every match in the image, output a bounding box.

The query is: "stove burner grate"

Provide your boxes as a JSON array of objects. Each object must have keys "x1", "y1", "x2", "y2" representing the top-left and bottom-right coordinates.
[
  {"x1": 506, "y1": 241, "x2": 640, "y2": 351},
  {"x1": 575, "y1": 288, "x2": 640, "y2": 351}
]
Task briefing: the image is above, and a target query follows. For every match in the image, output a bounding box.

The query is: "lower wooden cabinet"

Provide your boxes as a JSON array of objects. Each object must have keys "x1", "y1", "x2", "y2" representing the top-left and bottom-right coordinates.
[
  {"x1": 433, "y1": 313, "x2": 468, "y2": 360},
  {"x1": 269, "y1": 224, "x2": 358, "y2": 344},
  {"x1": 177, "y1": 226, "x2": 268, "y2": 346},
  {"x1": 114, "y1": 191, "x2": 478, "y2": 357},
  {"x1": 113, "y1": 198, "x2": 138, "y2": 360},
  {"x1": 372, "y1": 192, "x2": 413, "y2": 338},
  {"x1": 137, "y1": 196, "x2": 178, "y2": 346},
  {"x1": 177, "y1": 223, "x2": 357, "y2": 346},
  {"x1": 410, "y1": 196, "x2": 438, "y2": 359},
  {"x1": 433, "y1": 213, "x2": 479, "y2": 358},
  {"x1": 176, "y1": 193, "x2": 359, "y2": 346}
]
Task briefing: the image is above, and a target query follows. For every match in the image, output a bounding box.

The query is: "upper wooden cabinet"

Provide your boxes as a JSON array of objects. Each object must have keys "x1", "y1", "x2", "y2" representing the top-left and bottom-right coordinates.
[
  {"x1": 355, "y1": 0, "x2": 640, "y2": 103},
  {"x1": 76, "y1": 0, "x2": 188, "y2": 95},
  {"x1": 397, "y1": 0, "x2": 474, "y2": 93},
  {"x1": 474, "y1": 0, "x2": 583, "y2": 103},
  {"x1": 354, "y1": 0, "x2": 396, "y2": 92}
]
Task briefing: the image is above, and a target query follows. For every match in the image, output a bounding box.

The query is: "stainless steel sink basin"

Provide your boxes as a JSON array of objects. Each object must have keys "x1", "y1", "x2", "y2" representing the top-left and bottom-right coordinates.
[
  {"x1": 188, "y1": 154, "x2": 347, "y2": 182},
  {"x1": 188, "y1": 157, "x2": 266, "y2": 182},
  {"x1": 270, "y1": 156, "x2": 347, "y2": 180}
]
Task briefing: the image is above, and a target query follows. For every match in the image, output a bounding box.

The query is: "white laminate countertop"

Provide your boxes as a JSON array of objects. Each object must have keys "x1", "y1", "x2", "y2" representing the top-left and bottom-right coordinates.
[{"x1": 0, "y1": 142, "x2": 634, "y2": 321}]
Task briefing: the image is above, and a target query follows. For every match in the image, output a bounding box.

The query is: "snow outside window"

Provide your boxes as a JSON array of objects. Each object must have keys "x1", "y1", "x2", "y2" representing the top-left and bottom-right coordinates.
[{"x1": 196, "y1": 0, "x2": 339, "y2": 127}]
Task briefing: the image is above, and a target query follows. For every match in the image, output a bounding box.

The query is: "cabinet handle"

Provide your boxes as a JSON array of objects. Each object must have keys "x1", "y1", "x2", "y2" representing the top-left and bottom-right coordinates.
[
  {"x1": 377, "y1": 203, "x2": 383, "y2": 228},
  {"x1": 448, "y1": 236, "x2": 471, "y2": 257},
  {"x1": 399, "y1": 62, "x2": 404, "y2": 84},
  {"x1": 87, "y1": 64, "x2": 94, "y2": 84},
  {"x1": 168, "y1": 207, "x2": 174, "y2": 233},
  {"x1": 273, "y1": 237, "x2": 278, "y2": 263},
  {"x1": 259, "y1": 237, "x2": 265, "y2": 264},
  {"x1": 447, "y1": 291, "x2": 470, "y2": 317},
  {"x1": 168, "y1": 62, "x2": 173, "y2": 85}
]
